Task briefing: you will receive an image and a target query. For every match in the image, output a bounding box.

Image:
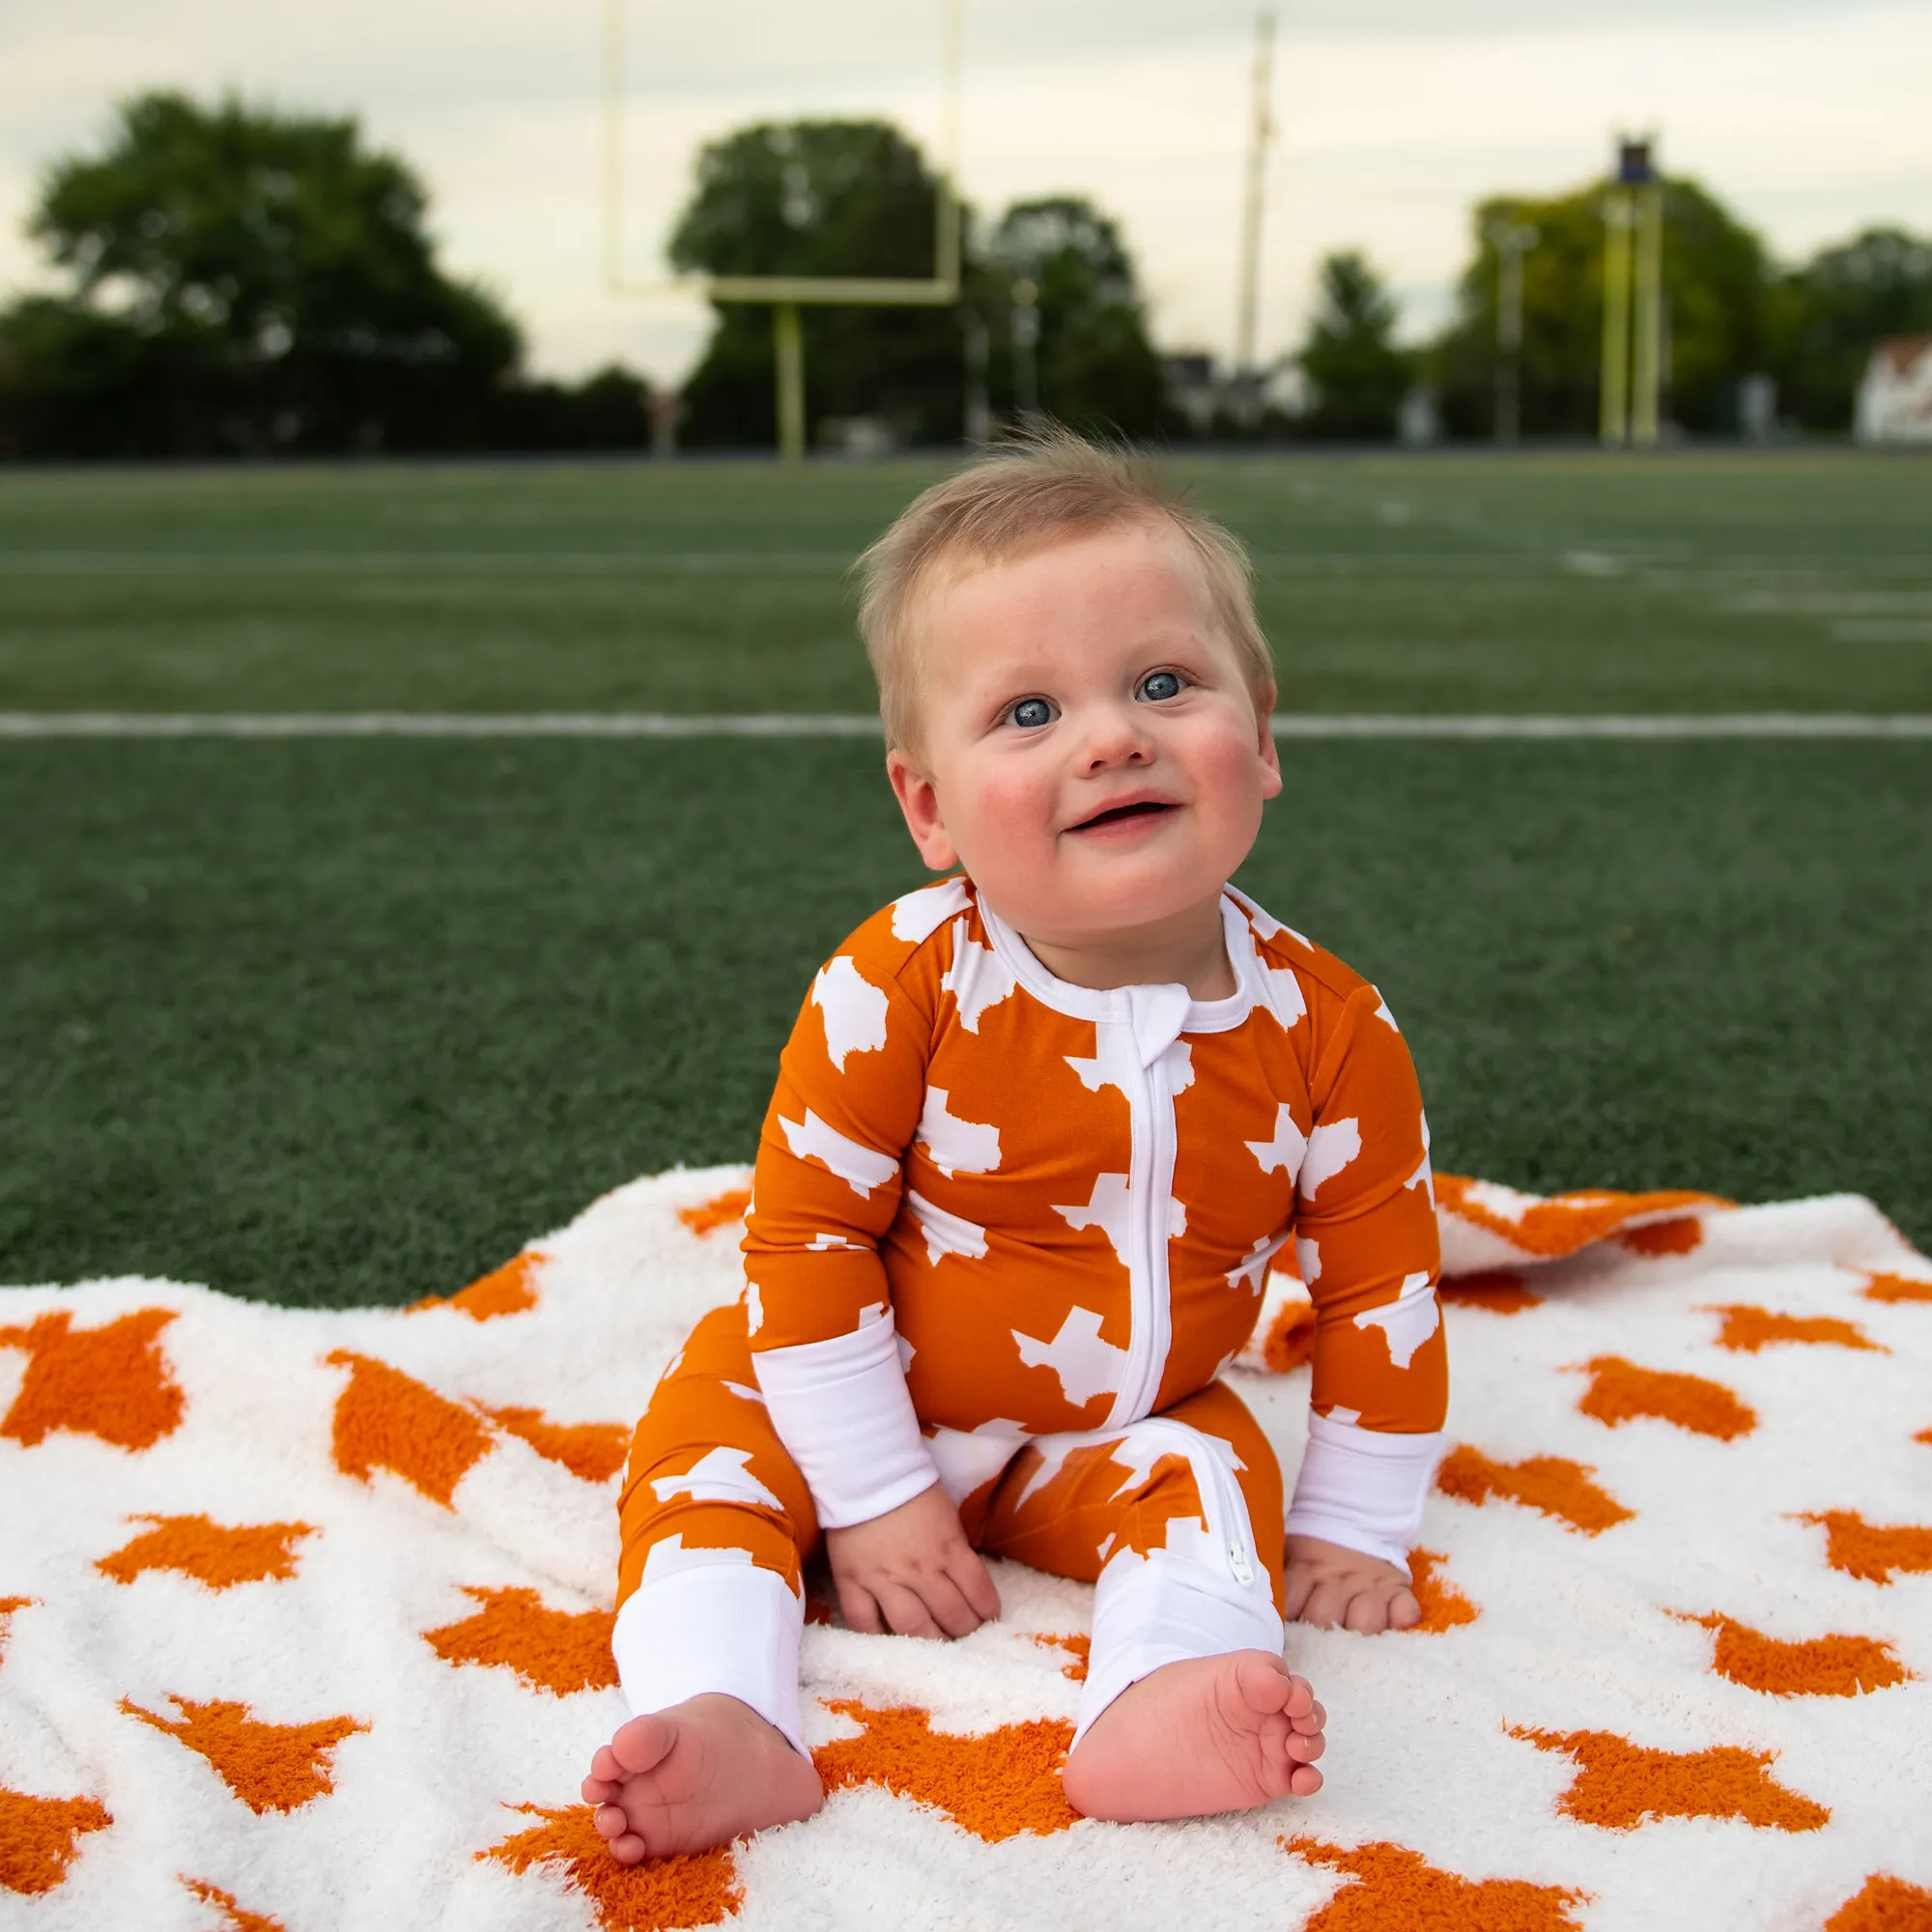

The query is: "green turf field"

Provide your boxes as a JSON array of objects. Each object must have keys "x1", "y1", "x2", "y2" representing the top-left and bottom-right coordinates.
[{"x1": 3, "y1": 453, "x2": 1929, "y2": 1305}]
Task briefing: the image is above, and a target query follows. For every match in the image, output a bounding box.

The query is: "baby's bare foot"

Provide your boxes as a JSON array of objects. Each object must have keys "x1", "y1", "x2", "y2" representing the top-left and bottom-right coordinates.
[
  {"x1": 1061, "y1": 1650, "x2": 1324, "y2": 1823},
  {"x1": 581, "y1": 1694, "x2": 823, "y2": 1862}
]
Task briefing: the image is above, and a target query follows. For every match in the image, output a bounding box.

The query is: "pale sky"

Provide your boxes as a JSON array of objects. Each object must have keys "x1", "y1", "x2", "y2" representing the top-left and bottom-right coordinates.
[{"x1": 4, "y1": 0, "x2": 1928, "y2": 384}]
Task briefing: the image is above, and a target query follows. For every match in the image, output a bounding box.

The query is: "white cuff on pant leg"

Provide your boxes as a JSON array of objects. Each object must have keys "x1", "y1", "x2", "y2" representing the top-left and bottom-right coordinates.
[
  {"x1": 611, "y1": 1560, "x2": 807, "y2": 1756},
  {"x1": 1071, "y1": 1549, "x2": 1287, "y2": 1751}
]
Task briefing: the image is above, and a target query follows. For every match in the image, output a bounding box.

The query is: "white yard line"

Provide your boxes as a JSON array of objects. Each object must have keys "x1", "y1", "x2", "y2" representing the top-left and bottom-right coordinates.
[{"x1": 2, "y1": 713, "x2": 1929, "y2": 740}]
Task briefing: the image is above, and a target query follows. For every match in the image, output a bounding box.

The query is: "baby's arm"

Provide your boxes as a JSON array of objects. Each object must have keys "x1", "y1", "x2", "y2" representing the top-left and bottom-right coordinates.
[
  {"x1": 743, "y1": 923, "x2": 999, "y2": 1638},
  {"x1": 1285, "y1": 981, "x2": 1448, "y2": 1633}
]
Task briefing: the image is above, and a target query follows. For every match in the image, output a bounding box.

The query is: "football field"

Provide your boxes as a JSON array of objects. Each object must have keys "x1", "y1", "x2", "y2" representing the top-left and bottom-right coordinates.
[{"x1": 3, "y1": 450, "x2": 1928, "y2": 1305}]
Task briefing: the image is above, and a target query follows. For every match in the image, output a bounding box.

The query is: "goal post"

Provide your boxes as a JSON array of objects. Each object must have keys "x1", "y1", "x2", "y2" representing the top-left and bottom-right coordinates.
[{"x1": 601, "y1": 0, "x2": 964, "y2": 458}]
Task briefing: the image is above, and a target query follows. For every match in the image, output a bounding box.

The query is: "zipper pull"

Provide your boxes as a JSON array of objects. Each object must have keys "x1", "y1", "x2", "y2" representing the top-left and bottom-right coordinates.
[{"x1": 1227, "y1": 1540, "x2": 1256, "y2": 1587}]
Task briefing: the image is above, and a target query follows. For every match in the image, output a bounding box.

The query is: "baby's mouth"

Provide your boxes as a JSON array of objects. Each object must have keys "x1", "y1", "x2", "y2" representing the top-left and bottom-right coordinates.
[{"x1": 1068, "y1": 799, "x2": 1178, "y2": 834}]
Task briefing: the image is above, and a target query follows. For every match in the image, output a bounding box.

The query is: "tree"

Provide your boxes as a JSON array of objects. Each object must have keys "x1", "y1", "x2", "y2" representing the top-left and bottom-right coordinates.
[
  {"x1": 1296, "y1": 252, "x2": 1411, "y2": 440},
  {"x1": 669, "y1": 120, "x2": 964, "y2": 446},
  {"x1": 1430, "y1": 177, "x2": 1771, "y2": 438},
  {"x1": 667, "y1": 122, "x2": 1172, "y2": 446},
  {"x1": 979, "y1": 198, "x2": 1171, "y2": 440},
  {"x1": 1771, "y1": 228, "x2": 1932, "y2": 431},
  {"x1": 0, "y1": 92, "x2": 524, "y2": 456}
]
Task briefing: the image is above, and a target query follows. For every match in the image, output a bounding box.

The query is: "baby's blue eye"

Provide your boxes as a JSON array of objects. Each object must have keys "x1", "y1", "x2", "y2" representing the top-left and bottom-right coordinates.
[
  {"x1": 1138, "y1": 670, "x2": 1184, "y2": 702},
  {"x1": 1009, "y1": 696, "x2": 1056, "y2": 729}
]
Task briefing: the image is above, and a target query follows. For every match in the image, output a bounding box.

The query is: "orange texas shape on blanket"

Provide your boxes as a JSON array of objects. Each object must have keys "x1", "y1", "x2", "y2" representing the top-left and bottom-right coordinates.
[
  {"x1": 812, "y1": 1700, "x2": 1081, "y2": 1842},
  {"x1": 1677, "y1": 1613, "x2": 1913, "y2": 1698},
  {"x1": 1283, "y1": 1838, "x2": 1586, "y2": 1932},
  {"x1": 1511, "y1": 1729, "x2": 1830, "y2": 1832},
  {"x1": 1862, "y1": 1272, "x2": 1932, "y2": 1305},
  {"x1": 1826, "y1": 1875, "x2": 1932, "y2": 1932},
  {"x1": 326, "y1": 1350, "x2": 493, "y2": 1507},
  {"x1": 0, "y1": 1788, "x2": 111, "y2": 1898},
  {"x1": 180, "y1": 1876, "x2": 288, "y2": 1932},
  {"x1": 1707, "y1": 1304, "x2": 1886, "y2": 1354},
  {"x1": 1406, "y1": 1548, "x2": 1479, "y2": 1631},
  {"x1": 0, "y1": 1597, "x2": 30, "y2": 1663},
  {"x1": 481, "y1": 1405, "x2": 631, "y2": 1483},
  {"x1": 1795, "y1": 1511, "x2": 1932, "y2": 1584},
  {"x1": 1431, "y1": 1175, "x2": 1723, "y2": 1260},
  {"x1": 1438, "y1": 1270, "x2": 1542, "y2": 1313},
  {"x1": 96, "y1": 1514, "x2": 317, "y2": 1590},
  {"x1": 1435, "y1": 1446, "x2": 1634, "y2": 1535},
  {"x1": 121, "y1": 1696, "x2": 366, "y2": 1815},
  {"x1": 0, "y1": 1307, "x2": 184, "y2": 1451},
  {"x1": 1572, "y1": 1356, "x2": 1757, "y2": 1441},
  {"x1": 484, "y1": 1805, "x2": 743, "y2": 1932},
  {"x1": 423, "y1": 1586, "x2": 618, "y2": 1696},
  {"x1": 411, "y1": 1250, "x2": 543, "y2": 1321}
]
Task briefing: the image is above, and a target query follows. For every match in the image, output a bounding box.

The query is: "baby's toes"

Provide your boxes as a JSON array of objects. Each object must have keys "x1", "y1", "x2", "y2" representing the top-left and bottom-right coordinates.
[
  {"x1": 1287, "y1": 1727, "x2": 1325, "y2": 1764},
  {"x1": 609, "y1": 1831, "x2": 649, "y2": 1865},
  {"x1": 582, "y1": 1771, "x2": 617, "y2": 1804},
  {"x1": 1289, "y1": 1763, "x2": 1323, "y2": 1798},
  {"x1": 592, "y1": 1803, "x2": 630, "y2": 1841},
  {"x1": 1280, "y1": 1673, "x2": 1317, "y2": 1719}
]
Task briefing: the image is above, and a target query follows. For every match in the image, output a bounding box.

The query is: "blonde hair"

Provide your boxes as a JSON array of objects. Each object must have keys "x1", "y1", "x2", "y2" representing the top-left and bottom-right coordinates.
[{"x1": 854, "y1": 424, "x2": 1274, "y2": 755}]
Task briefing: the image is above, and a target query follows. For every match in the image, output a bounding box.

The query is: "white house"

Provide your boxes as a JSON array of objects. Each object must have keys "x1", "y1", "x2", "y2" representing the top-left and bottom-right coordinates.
[{"x1": 1855, "y1": 336, "x2": 1932, "y2": 443}]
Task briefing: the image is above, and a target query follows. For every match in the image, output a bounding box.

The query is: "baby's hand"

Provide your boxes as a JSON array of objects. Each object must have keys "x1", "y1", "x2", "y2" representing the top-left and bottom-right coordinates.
[
  {"x1": 1283, "y1": 1533, "x2": 1421, "y2": 1634},
  {"x1": 824, "y1": 1482, "x2": 1002, "y2": 1638}
]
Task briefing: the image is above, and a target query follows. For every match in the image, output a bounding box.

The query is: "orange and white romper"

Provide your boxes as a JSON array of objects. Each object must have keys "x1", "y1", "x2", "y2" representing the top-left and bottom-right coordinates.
[{"x1": 612, "y1": 876, "x2": 1448, "y2": 1752}]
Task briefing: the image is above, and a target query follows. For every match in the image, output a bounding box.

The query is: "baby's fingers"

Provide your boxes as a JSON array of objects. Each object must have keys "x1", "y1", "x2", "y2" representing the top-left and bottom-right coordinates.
[{"x1": 951, "y1": 1548, "x2": 1002, "y2": 1624}]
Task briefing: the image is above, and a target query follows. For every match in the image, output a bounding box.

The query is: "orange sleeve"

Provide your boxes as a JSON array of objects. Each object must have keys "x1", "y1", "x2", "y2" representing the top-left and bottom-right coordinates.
[
  {"x1": 740, "y1": 925, "x2": 934, "y2": 1356},
  {"x1": 1295, "y1": 983, "x2": 1447, "y2": 1435}
]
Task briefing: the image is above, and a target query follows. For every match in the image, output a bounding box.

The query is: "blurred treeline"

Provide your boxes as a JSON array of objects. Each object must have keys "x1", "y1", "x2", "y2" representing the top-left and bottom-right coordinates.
[{"x1": 3, "y1": 93, "x2": 1928, "y2": 457}]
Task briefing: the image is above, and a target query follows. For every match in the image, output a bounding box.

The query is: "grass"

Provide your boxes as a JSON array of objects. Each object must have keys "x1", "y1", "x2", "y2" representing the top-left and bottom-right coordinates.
[
  {"x1": 2, "y1": 451, "x2": 1930, "y2": 716},
  {"x1": 1, "y1": 450, "x2": 1928, "y2": 1305},
  {"x1": 4, "y1": 734, "x2": 1927, "y2": 1306}
]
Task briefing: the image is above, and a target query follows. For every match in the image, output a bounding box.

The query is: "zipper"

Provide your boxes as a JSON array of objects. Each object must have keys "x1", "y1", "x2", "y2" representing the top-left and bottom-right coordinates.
[
  {"x1": 1107, "y1": 1015, "x2": 1179, "y2": 1429},
  {"x1": 1129, "y1": 1417, "x2": 1260, "y2": 1591}
]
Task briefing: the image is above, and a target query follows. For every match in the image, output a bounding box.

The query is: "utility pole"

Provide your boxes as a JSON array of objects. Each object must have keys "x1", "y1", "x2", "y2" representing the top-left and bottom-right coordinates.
[
  {"x1": 1234, "y1": 10, "x2": 1278, "y2": 419},
  {"x1": 1488, "y1": 216, "x2": 1538, "y2": 444}
]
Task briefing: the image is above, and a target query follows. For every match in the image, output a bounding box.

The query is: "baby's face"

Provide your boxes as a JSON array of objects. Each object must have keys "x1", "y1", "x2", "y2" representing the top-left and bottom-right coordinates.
[{"x1": 887, "y1": 519, "x2": 1281, "y2": 948}]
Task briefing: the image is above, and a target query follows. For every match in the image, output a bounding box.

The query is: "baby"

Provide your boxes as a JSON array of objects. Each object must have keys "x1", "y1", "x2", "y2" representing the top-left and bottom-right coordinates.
[{"x1": 583, "y1": 430, "x2": 1447, "y2": 1859}]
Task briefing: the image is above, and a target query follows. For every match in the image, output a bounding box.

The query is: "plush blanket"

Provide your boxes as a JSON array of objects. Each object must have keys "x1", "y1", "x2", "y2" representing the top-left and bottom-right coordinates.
[{"x1": 2, "y1": 1170, "x2": 1928, "y2": 1932}]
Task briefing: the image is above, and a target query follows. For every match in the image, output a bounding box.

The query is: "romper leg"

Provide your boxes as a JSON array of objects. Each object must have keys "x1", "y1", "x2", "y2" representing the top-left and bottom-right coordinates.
[
  {"x1": 975, "y1": 1380, "x2": 1286, "y2": 1747},
  {"x1": 613, "y1": 1300, "x2": 818, "y2": 1752}
]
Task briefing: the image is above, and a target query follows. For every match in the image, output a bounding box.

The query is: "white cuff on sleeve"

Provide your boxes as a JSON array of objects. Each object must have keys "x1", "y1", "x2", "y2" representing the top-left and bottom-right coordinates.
[
  {"x1": 1283, "y1": 1410, "x2": 1445, "y2": 1575},
  {"x1": 753, "y1": 1307, "x2": 940, "y2": 1529}
]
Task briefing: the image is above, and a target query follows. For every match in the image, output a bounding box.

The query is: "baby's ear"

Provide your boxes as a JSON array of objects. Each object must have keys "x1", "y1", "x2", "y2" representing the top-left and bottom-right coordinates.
[
  {"x1": 1254, "y1": 690, "x2": 1284, "y2": 793},
  {"x1": 886, "y1": 750, "x2": 960, "y2": 871}
]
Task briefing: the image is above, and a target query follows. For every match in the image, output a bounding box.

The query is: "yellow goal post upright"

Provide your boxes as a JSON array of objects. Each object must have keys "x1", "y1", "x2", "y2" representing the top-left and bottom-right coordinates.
[{"x1": 602, "y1": 0, "x2": 965, "y2": 460}]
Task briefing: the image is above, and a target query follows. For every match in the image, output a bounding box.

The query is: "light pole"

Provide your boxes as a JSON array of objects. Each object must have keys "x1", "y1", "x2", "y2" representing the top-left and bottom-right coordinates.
[
  {"x1": 1488, "y1": 216, "x2": 1538, "y2": 444},
  {"x1": 1601, "y1": 135, "x2": 1662, "y2": 447}
]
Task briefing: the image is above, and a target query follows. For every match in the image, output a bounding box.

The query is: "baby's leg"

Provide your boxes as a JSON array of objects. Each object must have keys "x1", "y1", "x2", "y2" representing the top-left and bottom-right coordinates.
[
  {"x1": 585, "y1": 1303, "x2": 824, "y2": 1861},
  {"x1": 977, "y1": 1380, "x2": 1323, "y2": 1822}
]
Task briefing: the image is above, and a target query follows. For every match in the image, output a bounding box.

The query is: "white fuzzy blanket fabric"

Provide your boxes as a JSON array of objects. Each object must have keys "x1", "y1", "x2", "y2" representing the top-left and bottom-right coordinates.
[{"x1": 3, "y1": 1169, "x2": 1930, "y2": 1932}]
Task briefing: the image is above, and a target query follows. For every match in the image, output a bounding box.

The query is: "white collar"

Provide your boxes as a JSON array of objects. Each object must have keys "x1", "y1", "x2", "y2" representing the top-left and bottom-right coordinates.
[{"x1": 976, "y1": 893, "x2": 1261, "y2": 1065}]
